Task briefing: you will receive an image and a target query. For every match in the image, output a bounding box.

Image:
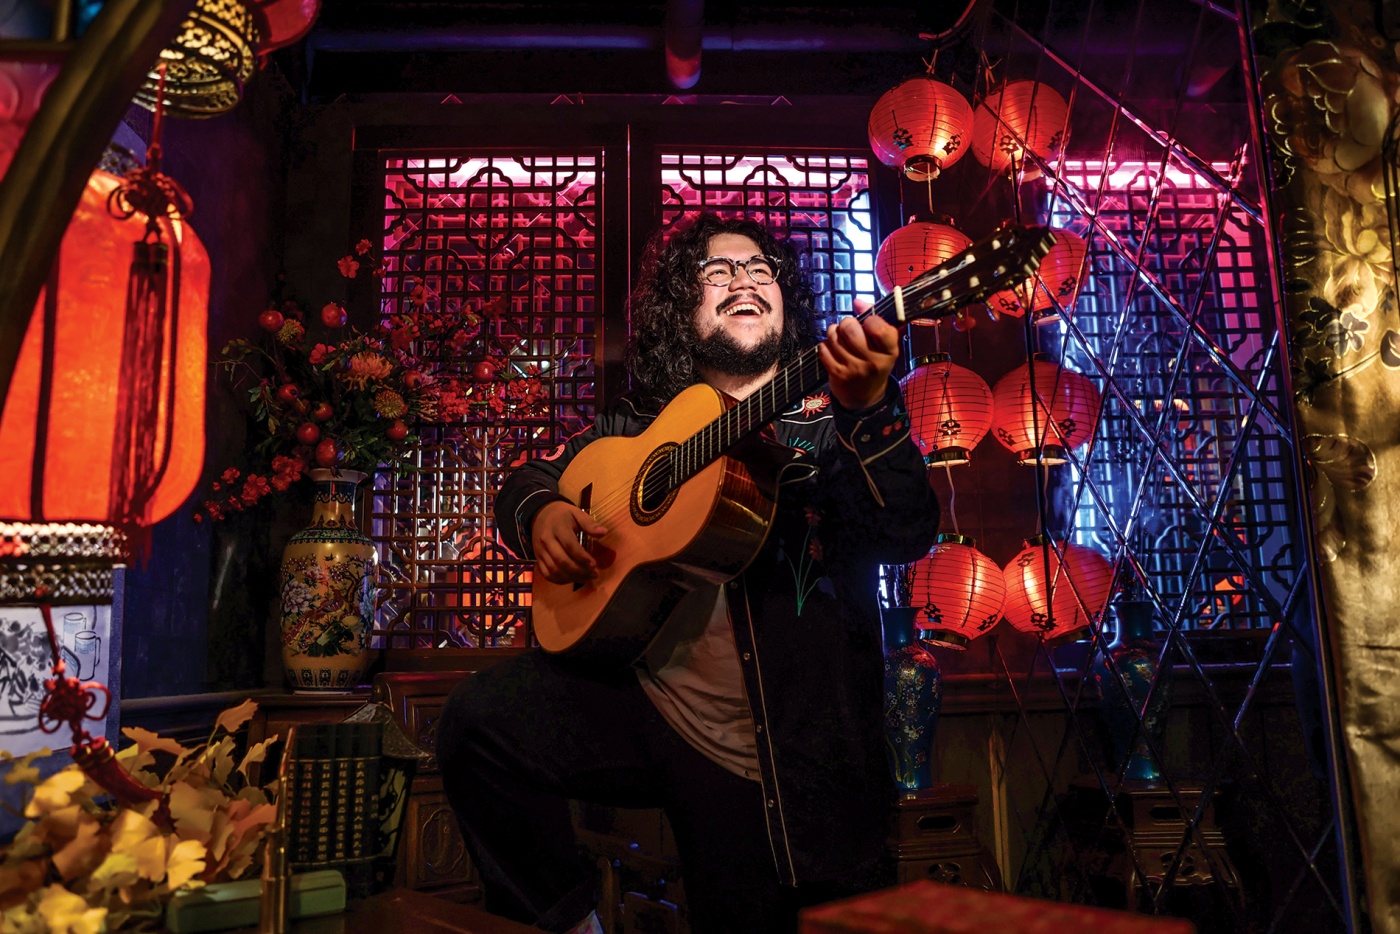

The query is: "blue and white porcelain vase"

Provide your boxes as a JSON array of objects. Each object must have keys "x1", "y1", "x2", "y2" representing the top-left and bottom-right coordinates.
[
  {"x1": 1091, "y1": 599, "x2": 1172, "y2": 781},
  {"x1": 882, "y1": 605, "x2": 943, "y2": 791}
]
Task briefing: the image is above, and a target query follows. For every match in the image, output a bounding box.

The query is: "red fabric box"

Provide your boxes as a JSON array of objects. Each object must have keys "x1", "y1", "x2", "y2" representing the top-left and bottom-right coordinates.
[{"x1": 799, "y1": 880, "x2": 1196, "y2": 934}]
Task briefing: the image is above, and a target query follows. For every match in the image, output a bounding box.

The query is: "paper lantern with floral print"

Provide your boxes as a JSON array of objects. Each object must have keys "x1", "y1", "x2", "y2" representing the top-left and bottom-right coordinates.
[
  {"x1": 972, "y1": 80, "x2": 1069, "y2": 180},
  {"x1": 875, "y1": 219, "x2": 971, "y2": 311},
  {"x1": 900, "y1": 353, "x2": 994, "y2": 466},
  {"x1": 990, "y1": 356, "x2": 1100, "y2": 465},
  {"x1": 984, "y1": 228, "x2": 1088, "y2": 324},
  {"x1": 1002, "y1": 535, "x2": 1114, "y2": 642},
  {"x1": 869, "y1": 76, "x2": 974, "y2": 181},
  {"x1": 910, "y1": 534, "x2": 1006, "y2": 648},
  {"x1": 0, "y1": 170, "x2": 209, "y2": 530}
]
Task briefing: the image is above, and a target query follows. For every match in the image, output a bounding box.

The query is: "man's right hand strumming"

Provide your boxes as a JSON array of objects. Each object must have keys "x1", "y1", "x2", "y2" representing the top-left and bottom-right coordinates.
[{"x1": 532, "y1": 500, "x2": 609, "y2": 585}]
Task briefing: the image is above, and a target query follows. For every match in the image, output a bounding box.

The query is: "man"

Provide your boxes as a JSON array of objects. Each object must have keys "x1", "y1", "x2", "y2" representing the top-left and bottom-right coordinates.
[{"x1": 437, "y1": 213, "x2": 940, "y2": 933}]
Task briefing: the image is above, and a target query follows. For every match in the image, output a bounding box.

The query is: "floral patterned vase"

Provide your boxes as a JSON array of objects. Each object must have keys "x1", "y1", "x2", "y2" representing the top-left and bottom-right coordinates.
[
  {"x1": 279, "y1": 469, "x2": 377, "y2": 692},
  {"x1": 882, "y1": 605, "x2": 943, "y2": 791},
  {"x1": 1090, "y1": 599, "x2": 1172, "y2": 782}
]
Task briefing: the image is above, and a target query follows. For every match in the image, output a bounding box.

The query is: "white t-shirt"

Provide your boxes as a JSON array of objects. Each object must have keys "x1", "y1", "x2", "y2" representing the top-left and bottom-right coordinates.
[{"x1": 637, "y1": 585, "x2": 761, "y2": 781}]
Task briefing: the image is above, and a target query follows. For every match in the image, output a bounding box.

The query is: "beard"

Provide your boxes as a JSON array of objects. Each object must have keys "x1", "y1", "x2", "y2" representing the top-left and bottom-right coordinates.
[{"x1": 692, "y1": 323, "x2": 783, "y2": 378}]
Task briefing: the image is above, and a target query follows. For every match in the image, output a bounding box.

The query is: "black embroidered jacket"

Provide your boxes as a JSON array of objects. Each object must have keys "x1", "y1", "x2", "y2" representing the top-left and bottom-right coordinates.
[{"x1": 493, "y1": 378, "x2": 940, "y2": 883}]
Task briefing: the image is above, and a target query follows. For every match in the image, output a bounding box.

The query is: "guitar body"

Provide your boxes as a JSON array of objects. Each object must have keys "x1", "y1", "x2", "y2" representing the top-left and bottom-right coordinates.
[{"x1": 532, "y1": 383, "x2": 788, "y2": 663}]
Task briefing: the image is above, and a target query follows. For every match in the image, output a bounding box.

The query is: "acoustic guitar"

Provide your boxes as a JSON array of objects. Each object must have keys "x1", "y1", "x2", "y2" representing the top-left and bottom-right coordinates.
[{"x1": 531, "y1": 224, "x2": 1057, "y2": 663}]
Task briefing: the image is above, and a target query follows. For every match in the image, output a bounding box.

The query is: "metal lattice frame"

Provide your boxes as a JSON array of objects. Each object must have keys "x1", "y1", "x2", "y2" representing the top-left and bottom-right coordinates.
[
  {"x1": 984, "y1": 0, "x2": 1345, "y2": 928},
  {"x1": 370, "y1": 153, "x2": 600, "y2": 649}
]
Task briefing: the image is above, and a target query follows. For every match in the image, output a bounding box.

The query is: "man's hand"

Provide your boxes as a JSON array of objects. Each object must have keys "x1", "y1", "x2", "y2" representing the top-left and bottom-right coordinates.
[
  {"x1": 532, "y1": 500, "x2": 609, "y2": 585},
  {"x1": 819, "y1": 302, "x2": 900, "y2": 411}
]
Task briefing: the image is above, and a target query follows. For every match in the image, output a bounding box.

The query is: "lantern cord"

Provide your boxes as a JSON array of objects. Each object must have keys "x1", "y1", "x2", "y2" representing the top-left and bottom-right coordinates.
[
  {"x1": 944, "y1": 462, "x2": 960, "y2": 534},
  {"x1": 34, "y1": 601, "x2": 165, "y2": 809}
]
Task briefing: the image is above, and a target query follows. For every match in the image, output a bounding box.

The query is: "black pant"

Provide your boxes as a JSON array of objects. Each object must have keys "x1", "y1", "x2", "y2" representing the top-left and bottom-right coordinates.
[{"x1": 435, "y1": 650, "x2": 847, "y2": 933}]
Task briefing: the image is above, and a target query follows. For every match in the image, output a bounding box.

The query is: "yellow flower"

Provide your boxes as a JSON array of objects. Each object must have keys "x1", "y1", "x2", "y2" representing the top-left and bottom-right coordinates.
[{"x1": 374, "y1": 389, "x2": 407, "y2": 418}]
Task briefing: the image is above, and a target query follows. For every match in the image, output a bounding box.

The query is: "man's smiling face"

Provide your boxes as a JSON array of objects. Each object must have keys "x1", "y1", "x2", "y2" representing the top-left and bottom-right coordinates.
[{"x1": 690, "y1": 232, "x2": 786, "y2": 378}]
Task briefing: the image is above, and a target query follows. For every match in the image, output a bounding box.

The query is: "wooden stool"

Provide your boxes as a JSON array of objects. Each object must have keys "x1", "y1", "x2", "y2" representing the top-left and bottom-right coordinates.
[
  {"x1": 1060, "y1": 779, "x2": 1243, "y2": 930},
  {"x1": 888, "y1": 784, "x2": 1002, "y2": 891}
]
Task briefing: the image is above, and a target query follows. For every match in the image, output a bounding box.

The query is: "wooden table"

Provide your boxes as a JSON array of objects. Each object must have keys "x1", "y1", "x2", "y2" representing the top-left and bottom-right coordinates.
[{"x1": 241, "y1": 888, "x2": 536, "y2": 933}]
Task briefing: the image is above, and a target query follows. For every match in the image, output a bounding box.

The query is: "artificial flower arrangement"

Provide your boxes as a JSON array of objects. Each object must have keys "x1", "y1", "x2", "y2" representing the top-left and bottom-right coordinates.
[
  {"x1": 198, "y1": 239, "x2": 552, "y2": 521},
  {"x1": 0, "y1": 700, "x2": 276, "y2": 933}
]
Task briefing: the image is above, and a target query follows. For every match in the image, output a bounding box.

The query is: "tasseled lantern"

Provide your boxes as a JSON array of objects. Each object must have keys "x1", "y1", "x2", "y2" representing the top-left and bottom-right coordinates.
[
  {"x1": 1002, "y1": 535, "x2": 1114, "y2": 642},
  {"x1": 984, "y1": 228, "x2": 1088, "y2": 325},
  {"x1": 134, "y1": 0, "x2": 260, "y2": 117},
  {"x1": 899, "y1": 353, "x2": 994, "y2": 466},
  {"x1": 0, "y1": 169, "x2": 209, "y2": 551},
  {"x1": 990, "y1": 355, "x2": 1100, "y2": 465},
  {"x1": 971, "y1": 80, "x2": 1070, "y2": 180},
  {"x1": 875, "y1": 218, "x2": 971, "y2": 316},
  {"x1": 868, "y1": 76, "x2": 974, "y2": 182},
  {"x1": 250, "y1": 0, "x2": 321, "y2": 53},
  {"x1": 910, "y1": 533, "x2": 1006, "y2": 648}
]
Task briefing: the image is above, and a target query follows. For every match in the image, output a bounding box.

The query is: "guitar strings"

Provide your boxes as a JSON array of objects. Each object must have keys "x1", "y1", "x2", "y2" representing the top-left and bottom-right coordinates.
[{"x1": 569, "y1": 236, "x2": 1036, "y2": 535}]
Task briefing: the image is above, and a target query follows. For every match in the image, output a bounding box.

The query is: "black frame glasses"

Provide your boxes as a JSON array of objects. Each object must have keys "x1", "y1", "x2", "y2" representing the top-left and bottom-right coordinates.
[{"x1": 697, "y1": 254, "x2": 780, "y2": 286}]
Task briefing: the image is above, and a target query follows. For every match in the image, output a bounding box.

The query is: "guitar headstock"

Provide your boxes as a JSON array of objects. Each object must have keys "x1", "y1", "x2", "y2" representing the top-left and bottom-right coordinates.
[{"x1": 874, "y1": 225, "x2": 1058, "y2": 328}]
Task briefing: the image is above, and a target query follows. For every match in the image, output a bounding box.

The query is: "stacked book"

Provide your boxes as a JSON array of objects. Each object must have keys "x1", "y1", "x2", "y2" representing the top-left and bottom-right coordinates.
[{"x1": 286, "y1": 722, "x2": 383, "y2": 896}]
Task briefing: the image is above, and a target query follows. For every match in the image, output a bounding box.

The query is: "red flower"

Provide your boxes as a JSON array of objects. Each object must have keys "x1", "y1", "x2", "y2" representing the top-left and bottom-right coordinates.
[
  {"x1": 309, "y1": 343, "x2": 333, "y2": 365},
  {"x1": 240, "y1": 474, "x2": 272, "y2": 504},
  {"x1": 338, "y1": 256, "x2": 361, "y2": 278},
  {"x1": 355, "y1": 238, "x2": 373, "y2": 256},
  {"x1": 221, "y1": 467, "x2": 242, "y2": 483}
]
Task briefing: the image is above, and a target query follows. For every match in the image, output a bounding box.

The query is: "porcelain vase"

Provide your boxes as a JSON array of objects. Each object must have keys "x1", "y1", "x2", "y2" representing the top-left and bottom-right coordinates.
[
  {"x1": 1091, "y1": 599, "x2": 1172, "y2": 781},
  {"x1": 279, "y1": 469, "x2": 377, "y2": 692},
  {"x1": 882, "y1": 605, "x2": 943, "y2": 791}
]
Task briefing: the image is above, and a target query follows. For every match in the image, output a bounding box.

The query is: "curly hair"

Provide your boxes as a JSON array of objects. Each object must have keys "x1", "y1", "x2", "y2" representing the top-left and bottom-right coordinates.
[{"x1": 624, "y1": 213, "x2": 822, "y2": 407}]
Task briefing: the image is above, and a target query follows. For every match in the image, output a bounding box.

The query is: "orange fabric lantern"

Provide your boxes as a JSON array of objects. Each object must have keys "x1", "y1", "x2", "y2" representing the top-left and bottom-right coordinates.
[
  {"x1": 990, "y1": 356, "x2": 1100, "y2": 465},
  {"x1": 868, "y1": 76, "x2": 974, "y2": 181},
  {"x1": 874, "y1": 218, "x2": 971, "y2": 311},
  {"x1": 909, "y1": 533, "x2": 1006, "y2": 648},
  {"x1": 250, "y1": 0, "x2": 322, "y2": 54},
  {"x1": 899, "y1": 353, "x2": 993, "y2": 466},
  {"x1": 972, "y1": 80, "x2": 1069, "y2": 180},
  {"x1": 1002, "y1": 535, "x2": 1114, "y2": 641},
  {"x1": 984, "y1": 228, "x2": 1088, "y2": 324},
  {"x1": 0, "y1": 170, "x2": 209, "y2": 527}
]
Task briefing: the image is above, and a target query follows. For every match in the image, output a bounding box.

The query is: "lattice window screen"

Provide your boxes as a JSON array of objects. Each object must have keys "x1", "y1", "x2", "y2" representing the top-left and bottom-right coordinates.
[
  {"x1": 1055, "y1": 160, "x2": 1299, "y2": 631},
  {"x1": 370, "y1": 153, "x2": 601, "y2": 649}
]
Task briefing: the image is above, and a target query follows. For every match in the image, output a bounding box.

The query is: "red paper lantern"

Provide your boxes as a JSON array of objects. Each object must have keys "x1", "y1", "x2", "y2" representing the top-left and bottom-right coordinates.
[
  {"x1": 1002, "y1": 535, "x2": 1114, "y2": 642},
  {"x1": 875, "y1": 218, "x2": 971, "y2": 312},
  {"x1": 984, "y1": 228, "x2": 1088, "y2": 325},
  {"x1": 909, "y1": 533, "x2": 1006, "y2": 648},
  {"x1": 250, "y1": 0, "x2": 322, "y2": 54},
  {"x1": 0, "y1": 170, "x2": 209, "y2": 527},
  {"x1": 899, "y1": 353, "x2": 993, "y2": 466},
  {"x1": 990, "y1": 356, "x2": 1100, "y2": 465},
  {"x1": 972, "y1": 80, "x2": 1070, "y2": 180},
  {"x1": 868, "y1": 76, "x2": 974, "y2": 181}
]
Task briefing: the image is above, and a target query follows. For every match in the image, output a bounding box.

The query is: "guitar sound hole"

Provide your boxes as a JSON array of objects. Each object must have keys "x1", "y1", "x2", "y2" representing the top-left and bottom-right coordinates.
[{"x1": 631, "y1": 445, "x2": 679, "y2": 526}]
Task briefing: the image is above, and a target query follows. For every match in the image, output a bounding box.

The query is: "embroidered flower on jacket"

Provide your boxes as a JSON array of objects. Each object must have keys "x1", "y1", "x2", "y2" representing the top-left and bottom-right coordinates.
[{"x1": 799, "y1": 392, "x2": 831, "y2": 417}]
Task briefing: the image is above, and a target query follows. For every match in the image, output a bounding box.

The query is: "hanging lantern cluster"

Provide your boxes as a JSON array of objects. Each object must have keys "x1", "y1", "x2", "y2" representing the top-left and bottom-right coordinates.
[
  {"x1": 874, "y1": 216, "x2": 971, "y2": 301},
  {"x1": 1002, "y1": 535, "x2": 1114, "y2": 642},
  {"x1": 990, "y1": 355, "x2": 1100, "y2": 465},
  {"x1": 868, "y1": 76, "x2": 974, "y2": 182},
  {"x1": 910, "y1": 534, "x2": 1006, "y2": 648},
  {"x1": 0, "y1": 164, "x2": 209, "y2": 601},
  {"x1": 984, "y1": 228, "x2": 1088, "y2": 325},
  {"x1": 899, "y1": 353, "x2": 994, "y2": 467},
  {"x1": 972, "y1": 80, "x2": 1070, "y2": 180}
]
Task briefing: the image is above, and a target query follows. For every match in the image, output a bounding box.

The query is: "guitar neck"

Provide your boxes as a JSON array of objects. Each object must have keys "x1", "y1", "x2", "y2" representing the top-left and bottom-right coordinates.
[{"x1": 666, "y1": 223, "x2": 1055, "y2": 488}]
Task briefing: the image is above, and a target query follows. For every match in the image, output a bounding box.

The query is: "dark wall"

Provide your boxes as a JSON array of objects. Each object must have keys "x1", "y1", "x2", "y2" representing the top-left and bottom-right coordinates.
[{"x1": 119, "y1": 69, "x2": 290, "y2": 698}]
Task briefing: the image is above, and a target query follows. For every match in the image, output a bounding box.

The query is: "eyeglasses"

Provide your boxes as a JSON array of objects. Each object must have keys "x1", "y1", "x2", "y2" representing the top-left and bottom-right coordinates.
[{"x1": 698, "y1": 254, "x2": 780, "y2": 287}]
